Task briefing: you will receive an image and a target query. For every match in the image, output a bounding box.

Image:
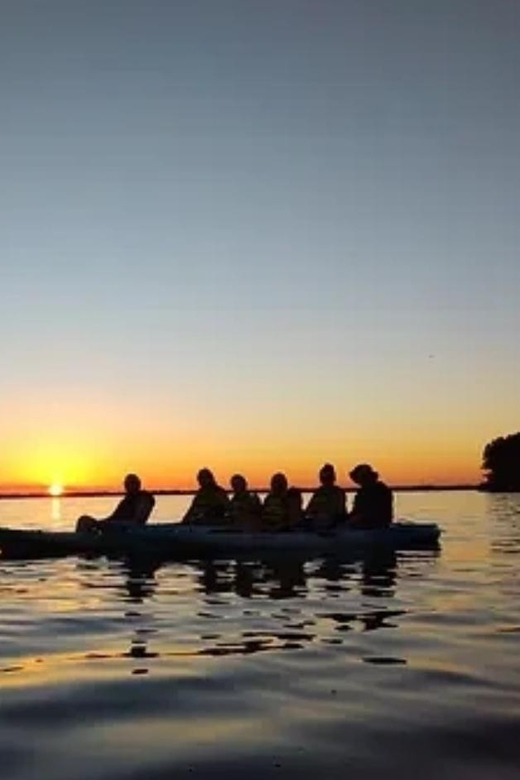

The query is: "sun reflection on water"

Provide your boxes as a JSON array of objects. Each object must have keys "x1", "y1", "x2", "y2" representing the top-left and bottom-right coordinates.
[{"x1": 51, "y1": 497, "x2": 62, "y2": 522}]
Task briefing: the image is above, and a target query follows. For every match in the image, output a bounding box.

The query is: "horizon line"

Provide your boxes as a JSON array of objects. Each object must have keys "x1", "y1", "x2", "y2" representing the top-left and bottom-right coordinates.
[{"x1": 0, "y1": 483, "x2": 482, "y2": 500}]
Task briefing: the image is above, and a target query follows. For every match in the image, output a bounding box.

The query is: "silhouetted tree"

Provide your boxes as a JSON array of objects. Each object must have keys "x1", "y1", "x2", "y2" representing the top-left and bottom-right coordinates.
[{"x1": 482, "y1": 432, "x2": 520, "y2": 491}]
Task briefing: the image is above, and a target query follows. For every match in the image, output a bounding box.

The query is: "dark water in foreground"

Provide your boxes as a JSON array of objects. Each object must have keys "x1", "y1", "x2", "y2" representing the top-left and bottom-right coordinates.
[{"x1": 1, "y1": 492, "x2": 520, "y2": 779}]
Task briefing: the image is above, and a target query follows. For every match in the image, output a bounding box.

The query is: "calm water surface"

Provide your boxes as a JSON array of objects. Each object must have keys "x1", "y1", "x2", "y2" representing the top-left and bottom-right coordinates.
[{"x1": 1, "y1": 492, "x2": 519, "y2": 779}]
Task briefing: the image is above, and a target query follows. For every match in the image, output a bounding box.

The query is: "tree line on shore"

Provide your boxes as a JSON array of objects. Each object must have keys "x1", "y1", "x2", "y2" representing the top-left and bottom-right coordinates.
[{"x1": 481, "y1": 432, "x2": 520, "y2": 492}]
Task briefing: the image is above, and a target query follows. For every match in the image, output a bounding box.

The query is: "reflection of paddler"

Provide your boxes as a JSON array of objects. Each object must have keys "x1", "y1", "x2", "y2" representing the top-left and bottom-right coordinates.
[
  {"x1": 262, "y1": 473, "x2": 291, "y2": 531},
  {"x1": 182, "y1": 468, "x2": 230, "y2": 525},
  {"x1": 305, "y1": 463, "x2": 347, "y2": 528},
  {"x1": 229, "y1": 474, "x2": 262, "y2": 530}
]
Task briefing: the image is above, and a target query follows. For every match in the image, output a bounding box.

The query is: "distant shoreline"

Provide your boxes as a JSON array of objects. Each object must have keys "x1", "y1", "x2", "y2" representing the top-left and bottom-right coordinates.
[{"x1": 0, "y1": 484, "x2": 482, "y2": 500}]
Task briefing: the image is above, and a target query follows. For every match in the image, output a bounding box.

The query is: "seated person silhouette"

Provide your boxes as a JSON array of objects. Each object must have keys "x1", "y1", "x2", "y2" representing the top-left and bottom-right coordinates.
[
  {"x1": 182, "y1": 468, "x2": 230, "y2": 525},
  {"x1": 348, "y1": 464, "x2": 393, "y2": 530},
  {"x1": 229, "y1": 474, "x2": 262, "y2": 530},
  {"x1": 305, "y1": 463, "x2": 347, "y2": 529},
  {"x1": 76, "y1": 474, "x2": 155, "y2": 533},
  {"x1": 262, "y1": 472, "x2": 292, "y2": 531}
]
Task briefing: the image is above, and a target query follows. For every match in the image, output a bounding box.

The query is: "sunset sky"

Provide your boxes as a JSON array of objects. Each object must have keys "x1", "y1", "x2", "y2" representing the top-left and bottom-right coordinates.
[{"x1": 1, "y1": 0, "x2": 519, "y2": 491}]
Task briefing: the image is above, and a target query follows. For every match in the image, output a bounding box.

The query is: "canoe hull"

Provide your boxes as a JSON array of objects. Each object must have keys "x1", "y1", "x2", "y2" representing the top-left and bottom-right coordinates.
[{"x1": 0, "y1": 522, "x2": 441, "y2": 561}]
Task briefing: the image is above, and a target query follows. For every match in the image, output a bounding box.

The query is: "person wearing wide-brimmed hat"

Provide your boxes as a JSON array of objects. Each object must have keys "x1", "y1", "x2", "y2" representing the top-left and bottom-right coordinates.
[{"x1": 348, "y1": 464, "x2": 393, "y2": 529}]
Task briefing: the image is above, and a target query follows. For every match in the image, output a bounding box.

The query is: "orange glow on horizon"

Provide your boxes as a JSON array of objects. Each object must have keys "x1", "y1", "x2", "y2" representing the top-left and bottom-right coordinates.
[
  {"x1": 0, "y1": 390, "x2": 490, "y2": 492},
  {"x1": 0, "y1": 445, "x2": 482, "y2": 492}
]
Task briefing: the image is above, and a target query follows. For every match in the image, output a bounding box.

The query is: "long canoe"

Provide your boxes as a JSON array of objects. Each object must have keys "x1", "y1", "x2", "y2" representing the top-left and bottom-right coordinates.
[{"x1": 0, "y1": 522, "x2": 441, "y2": 560}]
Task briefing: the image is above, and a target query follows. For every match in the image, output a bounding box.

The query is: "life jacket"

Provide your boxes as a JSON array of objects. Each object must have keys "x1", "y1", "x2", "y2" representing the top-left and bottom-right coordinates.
[
  {"x1": 262, "y1": 493, "x2": 290, "y2": 530},
  {"x1": 230, "y1": 492, "x2": 262, "y2": 527}
]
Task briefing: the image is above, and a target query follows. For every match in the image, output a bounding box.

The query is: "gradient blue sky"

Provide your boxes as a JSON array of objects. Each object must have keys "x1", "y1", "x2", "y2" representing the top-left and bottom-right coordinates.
[{"x1": 1, "y1": 0, "x2": 519, "y2": 488}]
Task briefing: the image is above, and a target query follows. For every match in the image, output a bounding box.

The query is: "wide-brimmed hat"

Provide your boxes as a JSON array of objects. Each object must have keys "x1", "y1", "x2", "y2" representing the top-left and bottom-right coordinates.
[{"x1": 349, "y1": 463, "x2": 378, "y2": 481}]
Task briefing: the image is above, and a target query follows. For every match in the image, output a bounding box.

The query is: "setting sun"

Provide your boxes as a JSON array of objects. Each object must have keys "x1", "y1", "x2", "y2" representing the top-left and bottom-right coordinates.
[{"x1": 48, "y1": 484, "x2": 64, "y2": 497}]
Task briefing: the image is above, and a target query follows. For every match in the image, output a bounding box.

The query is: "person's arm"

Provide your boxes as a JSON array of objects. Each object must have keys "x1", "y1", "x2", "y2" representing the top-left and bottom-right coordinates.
[
  {"x1": 305, "y1": 492, "x2": 319, "y2": 517},
  {"x1": 182, "y1": 495, "x2": 199, "y2": 524},
  {"x1": 334, "y1": 489, "x2": 348, "y2": 523},
  {"x1": 251, "y1": 493, "x2": 262, "y2": 514},
  {"x1": 337, "y1": 489, "x2": 347, "y2": 515},
  {"x1": 219, "y1": 490, "x2": 231, "y2": 508},
  {"x1": 102, "y1": 494, "x2": 154, "y2": 526},
  {"x1": 102, "y1": 497, "x2": 128, "y2": 523},
  {"x1": 216, "y1": 489, "x2": 231, "y2": 518},
  {"x1": 348, "y1": 491, "x2": 363, "y2": 524},
  {"x1": 261, "y1": 495, "x2": 273, "y2": 528},
  {"x1": 135, "y1": 493, "x2": 155, "y2": 525},
  {"x1": 385, "y1": 488, "x2": 394, "y2": 524}
]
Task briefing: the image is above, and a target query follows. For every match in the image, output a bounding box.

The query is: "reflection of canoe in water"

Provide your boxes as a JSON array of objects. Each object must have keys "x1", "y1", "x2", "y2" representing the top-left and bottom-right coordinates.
[{"x1": 0, "y1": 522, "x2": 441, "y2": 560}]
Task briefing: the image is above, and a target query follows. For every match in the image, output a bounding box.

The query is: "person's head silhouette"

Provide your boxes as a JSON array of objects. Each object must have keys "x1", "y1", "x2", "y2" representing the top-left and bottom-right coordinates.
[
  {"x1": 270, "y1": 472, "x2": 288, "y2": 494},
  {"x1": 197, "y1": 468, "x2": 217, "y2": 489},
  {"x1": 124, "y1": 473, "x2": 142, "y2": 494},
  {"x1": 319, "y1": 463, "x2": 336, "y2": 486},
  {"x1": 230, "y1": 474, "x2": 247, "y2": 494}
]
